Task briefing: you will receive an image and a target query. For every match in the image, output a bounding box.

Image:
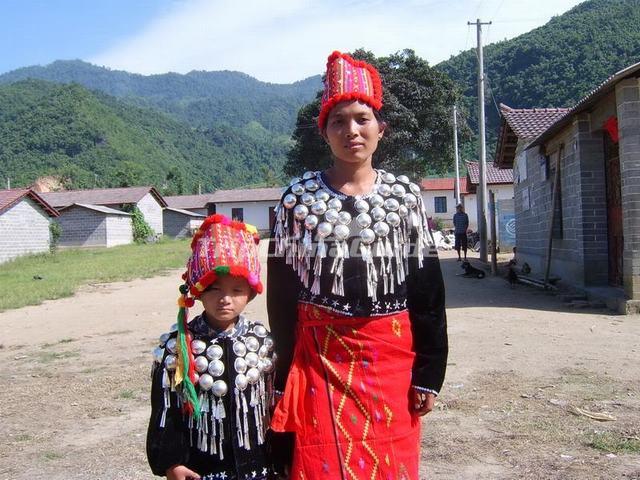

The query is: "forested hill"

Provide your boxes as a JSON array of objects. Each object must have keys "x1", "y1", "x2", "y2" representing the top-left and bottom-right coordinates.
[
  {"x1": 0, "y1": 80, "x2": 287, "y2": 191},
  {"x1": 0, "y1": 61, "x2": 321, "y2": 133},
  {"x1": 437, "y1": 0, "x2": 640, "y2": 141}
]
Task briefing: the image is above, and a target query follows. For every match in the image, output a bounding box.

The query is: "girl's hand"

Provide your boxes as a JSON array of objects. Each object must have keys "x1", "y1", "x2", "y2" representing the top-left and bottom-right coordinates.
[
  {"x1": 412, "y1": 388, "x2": 436, "y2": 416},
  {"x1": 166, "y1": 464, "x2": 201, "y2": 480}
]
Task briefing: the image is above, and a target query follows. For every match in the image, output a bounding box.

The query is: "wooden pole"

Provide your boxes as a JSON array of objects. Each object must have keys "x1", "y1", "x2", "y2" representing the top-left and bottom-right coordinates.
[
  {"x1": 544, "y1": 145, "x2": 563, "y2": 286},
  {"x1": 489, "y1": 190, "x2": 498, "y2": 275}
]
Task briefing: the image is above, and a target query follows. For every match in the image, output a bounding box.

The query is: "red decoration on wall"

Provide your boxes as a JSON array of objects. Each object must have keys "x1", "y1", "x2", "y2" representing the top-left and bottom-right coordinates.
[{"x1": 603, "y1": 116, "x2": 619, "y2": 143}]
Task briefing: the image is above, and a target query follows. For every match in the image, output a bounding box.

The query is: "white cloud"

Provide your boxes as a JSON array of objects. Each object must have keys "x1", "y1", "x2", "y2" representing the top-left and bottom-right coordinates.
[{"x1": 91, "y1": 0, "x2": 585, "y2": 83}]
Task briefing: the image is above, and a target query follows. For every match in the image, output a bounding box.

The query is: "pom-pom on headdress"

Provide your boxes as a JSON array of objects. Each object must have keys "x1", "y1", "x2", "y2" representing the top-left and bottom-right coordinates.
[
  {"x1": 318, "y1": 50, "x2": 383, "y2": 130},
  {"x1": 174, "y1": 214, "x2": 263, "y2": 416}
]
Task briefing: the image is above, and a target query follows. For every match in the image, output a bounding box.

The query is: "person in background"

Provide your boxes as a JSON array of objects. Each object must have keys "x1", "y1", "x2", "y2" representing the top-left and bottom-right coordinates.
[{"x1": 453, "y1": 202, "x2": 469, "y2": 261}]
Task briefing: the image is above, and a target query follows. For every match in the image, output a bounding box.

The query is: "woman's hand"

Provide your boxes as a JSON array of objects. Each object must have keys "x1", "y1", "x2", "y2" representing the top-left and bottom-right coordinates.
[
  {"x1": 412, "y1": 388, "x2": 436, "y2": 416},
  {"x1": 166, "y1": 464, "x2": 200, "y2": 480}
]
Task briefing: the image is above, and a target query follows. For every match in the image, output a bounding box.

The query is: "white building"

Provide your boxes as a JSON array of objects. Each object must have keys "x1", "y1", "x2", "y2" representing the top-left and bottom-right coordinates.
[
  {"x1": 211, "y1": 187, "x2": 284, "y2": 233},
  {"x1": 420, "y1": 177, "x2": 470, "y2": 229}
]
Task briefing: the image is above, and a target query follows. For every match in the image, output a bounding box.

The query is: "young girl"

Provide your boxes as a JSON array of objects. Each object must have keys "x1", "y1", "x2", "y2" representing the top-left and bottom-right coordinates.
[
  {"x1": 268, "y1": 51, "x2": 448, "y2": 479},
  {"x1": 147, "y1": 214, "x2": 276, "y2": 480}
]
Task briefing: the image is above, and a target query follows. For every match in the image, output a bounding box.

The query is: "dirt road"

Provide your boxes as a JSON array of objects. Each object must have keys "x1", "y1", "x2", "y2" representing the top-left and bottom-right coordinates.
[{"x1": 1, "y1": 250, "x2": 638, "y2": 479}]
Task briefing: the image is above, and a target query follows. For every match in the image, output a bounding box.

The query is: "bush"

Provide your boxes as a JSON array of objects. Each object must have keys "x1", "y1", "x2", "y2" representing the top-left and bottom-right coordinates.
[
  {"x1": 124, "y1": 205, "x2": 155, "y2": 243},
  {"x1": 49, "y1": 221, "x2": 62, "y2": 252}
]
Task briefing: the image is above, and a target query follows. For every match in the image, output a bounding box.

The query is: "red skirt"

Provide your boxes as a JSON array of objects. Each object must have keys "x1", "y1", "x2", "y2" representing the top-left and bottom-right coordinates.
[{"x1": 271, "y1": 303, "x2": 420, "y2": 480}]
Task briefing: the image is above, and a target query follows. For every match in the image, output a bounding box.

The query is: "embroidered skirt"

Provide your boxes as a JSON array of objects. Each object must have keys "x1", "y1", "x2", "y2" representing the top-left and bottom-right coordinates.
[{"x1": 271, "y1": 303, "x2": 420, "y2": 480}]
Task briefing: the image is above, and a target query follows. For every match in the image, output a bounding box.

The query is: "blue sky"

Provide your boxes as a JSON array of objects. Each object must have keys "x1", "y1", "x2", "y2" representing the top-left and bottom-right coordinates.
[{"x1": 1, "y1": 0, "x2": 585, "y2": 83}]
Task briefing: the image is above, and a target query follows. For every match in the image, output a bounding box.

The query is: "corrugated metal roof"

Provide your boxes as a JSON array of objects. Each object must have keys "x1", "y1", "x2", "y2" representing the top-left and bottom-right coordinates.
[
  {"x1": 41, "y1": 186, "x2": 167, "y2": 208},
  {"x1": 165, "y1": 207, "x2": 206, "y2": 217},
  {"x1": 164, "y1": 194, "x2": 216, "y2": 209},
  {"x1": 466, "y1": 162, "x2": 513, "y2": 185},
  {"x1": 0, "y1": 188, "x2": 59, "y2": 216},
  {"x1": 59, "y1": 203, "x2": 132, "y2": 215},
  {"x1": 210, "y1": 187, "x2": 284, "y2": 203}
]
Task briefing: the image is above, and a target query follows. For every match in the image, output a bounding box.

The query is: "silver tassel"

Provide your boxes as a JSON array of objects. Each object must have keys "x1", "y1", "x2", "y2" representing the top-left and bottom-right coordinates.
[
  {"x1": 217, "y1": 398, "x2": 225, "y2": 460},
  {"x1": 242, "y1": 390, "x2": 251, "y2": 450},
  {"x1": 311, "y1": 236, "x2": 326, "y2": 295},
  {"x1": 360, "y1": 243, "x2": 378, "y2": 302},
  {"x1": 235, "y1": 388, "x2": 244, "y2": 448}
]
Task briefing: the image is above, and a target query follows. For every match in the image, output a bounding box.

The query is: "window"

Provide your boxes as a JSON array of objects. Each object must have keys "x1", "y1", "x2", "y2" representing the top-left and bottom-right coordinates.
[
  {"x1": 434, "y1": 196, "x2": 447, "y2": 213},
  {"x1": 231, "y1": 207, "x2": 244, "y2": 222}
]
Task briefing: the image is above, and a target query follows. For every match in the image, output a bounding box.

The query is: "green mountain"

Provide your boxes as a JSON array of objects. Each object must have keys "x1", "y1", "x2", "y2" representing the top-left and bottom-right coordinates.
[
  {"x1": 438, "y1": 0, "x2": 640, "y2": 153},
  {"x1": 0, "y1": 79, "x2": 286, "y2": 191}
]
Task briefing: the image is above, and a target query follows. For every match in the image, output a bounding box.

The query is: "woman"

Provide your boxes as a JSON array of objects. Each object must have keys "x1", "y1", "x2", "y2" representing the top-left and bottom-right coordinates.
[{"x1": 268, "y1": 51, "x2": 448, "y2": 480}]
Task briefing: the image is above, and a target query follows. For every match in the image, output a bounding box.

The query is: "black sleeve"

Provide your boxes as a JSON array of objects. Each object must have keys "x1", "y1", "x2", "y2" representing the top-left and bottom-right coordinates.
[
  {"x1": 406, "y1": 238, "x2": 448, "y2": 394},
  {"x1": 267, "y1": 226, "x2": 302, "y2": 392},
  {"x1": 146, "y1": 362, "x2": 189, "y2": 476}
]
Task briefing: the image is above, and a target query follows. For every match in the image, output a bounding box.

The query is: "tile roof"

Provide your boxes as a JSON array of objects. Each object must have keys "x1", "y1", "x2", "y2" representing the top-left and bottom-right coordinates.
[
  {"x1": 420, "y1": 177, "x2": 469, "y2": 194},
  {"x1": 466, "y1": 162, "x2": 513, "y2": 185},
  {"x1": 59, "y1": 203, "x2": 132, "y2": 215},
  {"x1": 41, "y1": 186, "x2": 167, "y2": 208},
  {"x1": 210, "y1": 187, "x2": 284, "y2": 203},
  {"x1": 500, "y1": 104, "x2": 570, "y2": 139},
  {"x1": 164, "y1": 194, "x2": 216, "y2": 209},
  {"x1": 0, "y1": 188, "x2": 59, "y2": 216}
]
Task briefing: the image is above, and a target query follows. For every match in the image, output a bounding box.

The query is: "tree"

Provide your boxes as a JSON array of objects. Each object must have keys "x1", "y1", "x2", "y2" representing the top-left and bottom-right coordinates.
[{"x1": 284, "y1": 49, "x2": 472, "y2": 178}]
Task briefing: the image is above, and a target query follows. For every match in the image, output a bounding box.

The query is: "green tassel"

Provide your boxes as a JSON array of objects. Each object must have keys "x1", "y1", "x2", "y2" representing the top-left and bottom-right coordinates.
[
  {"x1": 177, "y1": 306, "x2": 201, "y2": 417},
  {"x1": 214, "y1": 266, "x2": 230, "y2": 275}
]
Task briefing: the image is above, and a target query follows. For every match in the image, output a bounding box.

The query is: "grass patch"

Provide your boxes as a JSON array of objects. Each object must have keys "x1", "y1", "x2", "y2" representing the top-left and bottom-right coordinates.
[
  {"x1": 588, "y1": 432, "x2": 640, "y2": 453},
  {"x1": 118, "y1": 389, "x2": 136, "y2": 399},
  {"x1": 14, "y1": 433, "x2": 32, "y2": 442},
  {"x1": 0, "y1": 238, "x2": 190, "y2": 312},
  {"x1": 36, "y1": 350, "x2": 80, "y2": 363},
  {"x1": 43, "y1": 451, "x2": 63, "y2": 461}
]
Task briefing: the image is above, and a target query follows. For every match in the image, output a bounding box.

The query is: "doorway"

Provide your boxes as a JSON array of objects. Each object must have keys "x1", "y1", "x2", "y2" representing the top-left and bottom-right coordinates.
[{"x1": 604, "y1": 133, "x2": 623, "y2": 286}]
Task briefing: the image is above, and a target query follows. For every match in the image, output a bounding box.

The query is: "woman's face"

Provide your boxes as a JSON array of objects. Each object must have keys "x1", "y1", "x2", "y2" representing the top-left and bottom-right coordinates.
[{"x1": 323, "y1": 100, "x2": 384, "y2": 165}]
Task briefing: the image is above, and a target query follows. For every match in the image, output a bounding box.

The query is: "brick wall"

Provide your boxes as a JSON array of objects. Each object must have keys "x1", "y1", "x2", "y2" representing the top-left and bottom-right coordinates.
[
  {"x1": 57, "y1": 206, "x2": 107, "y2": 247},
  {"x1": 105, "y1": 215, "x2": 133, "y2": 247},
  {"x1": 0, "y1": 198, "x2": 51, "y2": 263}
]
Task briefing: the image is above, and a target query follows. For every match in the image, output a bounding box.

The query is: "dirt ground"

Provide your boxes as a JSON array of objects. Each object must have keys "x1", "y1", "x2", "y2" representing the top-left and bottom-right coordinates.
[{"x1": 1, "y1": 250, "x2": 639, "y2": 480}]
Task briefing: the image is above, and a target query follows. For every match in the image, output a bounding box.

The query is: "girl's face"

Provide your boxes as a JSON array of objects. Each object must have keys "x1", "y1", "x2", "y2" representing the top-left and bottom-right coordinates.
[
  {"x1": 323, "y1": 101, "x2": 384, "y2": 165},
  {"x1": 199, "y1": 275, "x2": 254, "y2": 330}
]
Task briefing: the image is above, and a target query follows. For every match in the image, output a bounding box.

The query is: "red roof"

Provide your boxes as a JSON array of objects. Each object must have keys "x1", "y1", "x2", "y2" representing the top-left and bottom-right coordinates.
[
  {"x1": 500, "y1": 104, "x2": 570, "y2": 139},
  {"x1": 420, "y1": 177, "x2": 469, "y2": 194},
  {"x1": 466, "y1": 162, "x2": 513, "y2": 185},
  {"x1": 41, "y1": 186, "x2": 167, "y2": 208},
  {"x1": 0, "y1": 188, "x2": 59, "y2": 216}
]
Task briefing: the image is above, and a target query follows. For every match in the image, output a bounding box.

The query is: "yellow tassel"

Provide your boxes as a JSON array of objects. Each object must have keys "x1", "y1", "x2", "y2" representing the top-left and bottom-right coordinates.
[{"x1": 174, "y1": 335, "x2": 185, "y2": 386}]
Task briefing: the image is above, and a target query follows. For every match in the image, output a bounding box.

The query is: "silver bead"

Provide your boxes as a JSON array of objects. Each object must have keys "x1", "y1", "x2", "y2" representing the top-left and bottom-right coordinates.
[
  {"x1": 153, "y1": 347, "x2": 164, "y2": 363},
  {"x1": 233, "y1": 341, "x2": 247, "y2": 357},
  {"x1": 246, "y1": 352, "x2": 259, "y2": 368},
  {"x1": 169, "y1": 323, "x2": 178, "y2": 333},
  {"x1": 337, "y1": 211, "x2": 352, "y2": 225},
  {"x1": 194, "y1": 355, "x2": 209, "y2": 373},
  {"x1": 283, "y1": 193, "x2": 297, "y2": 209},
  {"x1": 324, "y1": 208, "x2": 339, "y2": 224},
  {"x1": 311, "y1": 200, "x2": 328, "y2": 215},
  {"x1": 373, "y1": 221, "x2": 390, "y2": 237},
  {"x1": 354, "y1": 199, "x2": 369, "y2": 213},
  {"x1": 263, "y1": 358, "x2": 274, "y2": 373},
  {"x1": 191, "y1": 339, "x2": 206, "y2": 355},
  {"x1": 165, "y1": 354, "x2": 177, "y2": 371},
  {"x1": 304, "y1": 214, "x2": 319, "y2": 230},
  {"x1": 291, "y1": 183, "x2": 305, "y2": 195},
  {"x1": 258, "y1": 345, "x2": 269, "y2": 358},
  {"x1": 257, "y1": 359, "x2": 266, "y2": 372},
  {"x1": 234, "y1": 357, "x2": 247, "y2": 374},
  {"x1": 208, "y1": 359, "x2": 225, "y2": 377},
  {"x1": 409, "y1": 183, "x2": 421, "y2": 195},
  {"x1": 264, "y1": 337, "x2": 274, "y2": 351},
  {"x1": 166, "y1": 338, "x2": 177, "y2": 354},
  {"x1": 403, "y1": 193, "x2": 418, "y2": 208},
  {"x1": 371, "y1": 207, "x2": 386, "y2": 222},
  {"x1": 159, "y1": 333, "x2": 170, "y2": 345},
  {"x1": 199, "y1": 373, "x2": 214, "y2": 391},
  {"x1": 377, "y1": 183, "x2": 391, "y2": 197},
  {"x1": 235, "y1": 373, "x2": 248, "y2": 391},
  {"x1": 301, "y1": 192, "x2": 315, "y2": 206},
  {"x1": 356, "y1": 213, "x2": 372, "y2": 228},
  {"x1": 304, "y1": 179, "x2": 319, "y2": 192},
  {"x1": 302, "y1": 171, "x2": 316, "y2": 180},
  {"x1": 384, "y1": 198, "x2": 400, "y2": 211},
  {"x1": 246, "y1": 367, "x2": 260, "y2": 385},
  {"x1": 315, "y1": 189, "x2": 330, "y2": 202},
  {"x1": 327, "y1": 198, "x2": 342, "y2": 210},
  {"x1": 397, "y1": 175, "x2": 410, "y2": 184},
  {"x1": 369, "y1": 194, "x2": 384, "y2": 207},
  {"x1": 245, "y1": 336, "x2": 259, "y2": 352},
  {"x1": 253, "y1": 324, "x2": 268, "y2": 338},
  {"x1": 360, "y1": 228, "x2": 376, "y2": 245},
  {"x1": 206, "y1": 344, "x2": 223, "y2": 360},
  {"x1": 293, "y1": 204, "x2": 309, "y2": 220},
  {"x1": 386, "y1": 212, "x2": 401, "y2": 227},
  {"x1": 334, "y1": 224, "x2": 350, "y2": 241},
  {"x1": 317, "y1": 222, "x2": 333, "y2": 238},
  {"x1": 212, "y1": 379, "x2": 228, "y2": 397},
  {"x1": 398, "y1": 205, "x2": 409, "y2": 217},
  {"x1": 289, "y1": 177, "x2": 301, "y2": 185},
  {"x1": 392, "y1": 184, "x2": 406, "y2": 197},
  {"x1": 382, "y1": 172, "x2": 396, "y2": 183}
]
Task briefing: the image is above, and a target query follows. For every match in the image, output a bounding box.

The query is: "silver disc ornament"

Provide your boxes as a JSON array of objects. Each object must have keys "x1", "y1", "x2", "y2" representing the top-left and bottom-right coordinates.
[
  {"x1": 315, "y1": 190, "x2": 330, "y2": 202},
  {"x1": 334, "y1": 224, "x2": 350, "y2": 241},
  {"x1": 360, "y1": 228, "x2": 376, "y2": 245},
  {"x1": 247, "y1": 367, "x2": 260, "y2": 385},
  {"x1": 258, "y1": 345, "x2": 269, "y2": 358},
  {"x1": 398, "y1": 205, "x2": 409, "y2": 218},
  {"x1": 403, "y1": 193, "x2": 418, "y2": 209},
  {"x1": 206, "y1": 344, "x2": 223, "y2": 360},
  {"x1": 293, "y1": 204, "x2": 309, "y2": 221},
  {"x1": 235, "y1": 373, "x2": 248, "y2": 391},
  {"x1": 304, "y1": 214, "x2": 319, "y2": 230},
  {"x1": 327, "y1": 198, "x2": 342, "y2": 211},
  {"x1": 338, "y1": 211, "x2": 352, "y2": 225},
  {"x1": 245, "y1": 336, "x2": 259, "y2": 352},
  {"x1": 253, "y1": 324, "x2": 268, "y2": 338},
  {"x1": 377, "y1": 183, "x2": 391, "y2": 197},
  {"x1": 263, "y1": 358, "x2": 274, "y2": 373},
  {"x1": 317, "y1": 222, "x2": 333, "y2": 238},
  {"x1": 386, "y1": 212, "x2": 401, "y2": 228},
  {"x1": 371, "y1": 207, "x2": 386, "y2": 222},
  {"x1": 283, "y1": 193, "x2": 297, "y2": 209},
  {"x1": 409, "y1": 183, "x2": 421, "y2": 195},
  {"x1": 194, "y1": 355, "x2": 209, "y2": 373},
  {"x1": 302, "y1": 171, "x2": 316, "y2": 180},
  {"x1": 311, "y1": 200, "x2": 327, "y2": 216},
  {"x1": 289, "y1": 177, "x2": 301, "y2": 185},
  {"x1": 159, "y1": 332, "x2": 170, "y2": 345},
  {"x1": 165, "y1": 354, "x2": 177, "y2": 371},
  {"x1": 391, "y1": 184, "x2": 406, "y2": 197},
  {"x1": 153, "y1": 347, "x2": 164, "y2": 363},
  {"x1": 369, "y1": 194, "x2": 384, "y2": 207},
  {"x1": 304, "y1": 179, "x2": 319, "y2": 192},
  {"x1": 234, "y1": 357, "x2": 247, "y2": 374},
  {"x1": 208, "y1": 359, "x2": 225, "y2": 377},
  {"x1": 264, "y1": 337, "x2": 274, "y2": 351},
  {"x1": 301, "y1": 192, "x2": 315, "y2": 206},
  {"x1": 354, "y1": 199, "x2": 369, "y2": 213},
  {"x1": 191, "y1": 339, "x2": 206, "y2": 355},
  {"x1": 356, "y1": 213, "x2": 372, "y2": 228},
  {"x1": 384, "y1": 198, "x2": 400, "y2": 211},
  {"x1": 199, "y1": 373, "x2": 214, "y2": 391},
  {"x1": 324, "y1": 209, "x2": 339, "y2": 224},
  {"x1": 373, "y1": 221, "x2": 390, "y2": 237},
  {"x1": 382, "y1": 172, "x2": 396, "y2": 184},
  {"x1": 166, "y1": 337, "x2": 177, "y2": 354},
  {"x1": 246, "y1": 352, "x2": 259, "y2": 368},
  {"x1": 291, "y1": 183, "x2": 305, "y2": 196},
  {"x1": 233, "y1": 341, "x2": 247, "y2": 357},
  {"x1": 212, "y1": 380, "x2": 228, "y2": 397},
  {"x1": 397, "y1": 175, "x2": 410, "y2": 184}
]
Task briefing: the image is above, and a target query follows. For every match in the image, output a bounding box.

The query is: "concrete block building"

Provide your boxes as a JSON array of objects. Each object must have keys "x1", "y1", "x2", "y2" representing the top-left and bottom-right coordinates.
[
  {"x1": 56, "y1": 204, "x2": 132, "y2": 248},
  {"x1": 163, "y1": 208, "x2": 205, "y2": 238}
]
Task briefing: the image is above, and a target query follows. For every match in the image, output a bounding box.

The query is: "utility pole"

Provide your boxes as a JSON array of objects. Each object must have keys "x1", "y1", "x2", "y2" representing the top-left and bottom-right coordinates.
[
  {"x1": 453, "y1": 105, "x2": 461, "y2": 205},
  {"x1": 6, "y1": 178, "x2": 10, "y2": 189},
  {"x1": 468, "y1": 18, "x2": 492, "y2": 262}
]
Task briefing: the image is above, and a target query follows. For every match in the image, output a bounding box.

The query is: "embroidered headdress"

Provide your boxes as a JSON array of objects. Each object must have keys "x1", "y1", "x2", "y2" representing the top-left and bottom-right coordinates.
[{"x1": 318, "y1": 51, "x2": 383, "y2": 129}]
